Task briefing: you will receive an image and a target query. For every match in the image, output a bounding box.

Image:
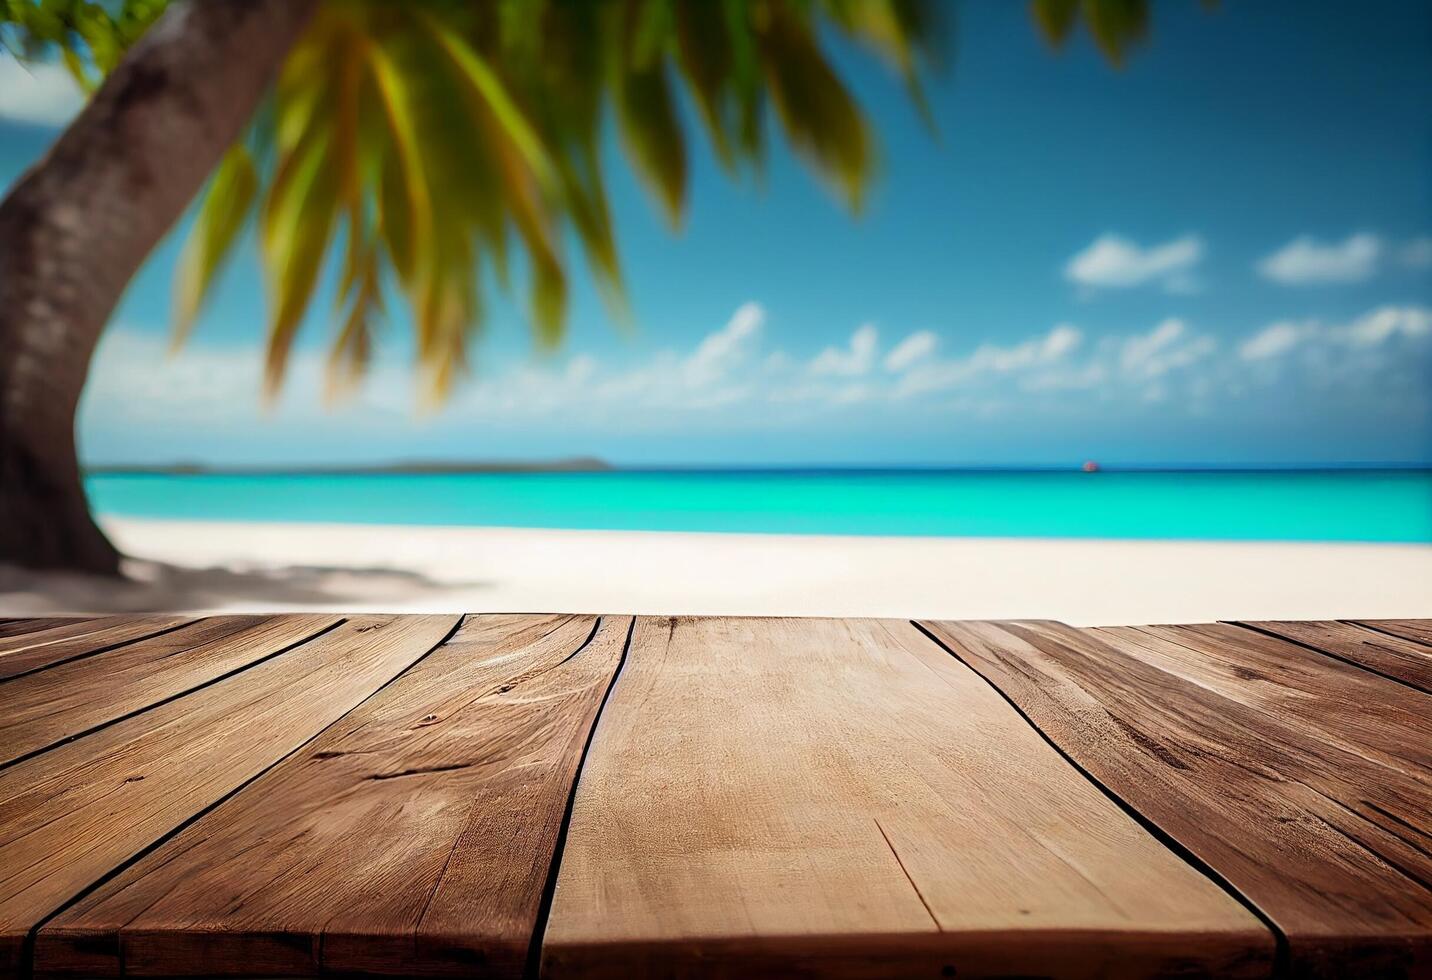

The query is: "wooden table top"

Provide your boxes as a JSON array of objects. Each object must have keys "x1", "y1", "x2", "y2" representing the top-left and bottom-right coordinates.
[{"x1": 0, "y1": 614, "x2": 1427, "y2": 979}]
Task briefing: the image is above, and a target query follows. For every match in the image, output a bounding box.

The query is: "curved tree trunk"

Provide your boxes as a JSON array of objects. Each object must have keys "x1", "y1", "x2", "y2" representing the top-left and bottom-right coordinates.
[{"x1": 0, "y1": 0, "x2": 315, "y2": 575}]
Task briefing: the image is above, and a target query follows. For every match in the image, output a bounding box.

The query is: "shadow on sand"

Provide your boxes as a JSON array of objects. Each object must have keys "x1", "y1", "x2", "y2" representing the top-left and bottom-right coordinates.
[{"x1": 0, "y1": 558, "x2": 488, "y2": 615}]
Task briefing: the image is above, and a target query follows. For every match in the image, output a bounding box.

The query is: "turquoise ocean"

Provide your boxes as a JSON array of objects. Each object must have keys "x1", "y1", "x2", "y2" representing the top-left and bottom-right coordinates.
[{"x1": 85, "y1": 469, "x2": 1432, "y2": 543}]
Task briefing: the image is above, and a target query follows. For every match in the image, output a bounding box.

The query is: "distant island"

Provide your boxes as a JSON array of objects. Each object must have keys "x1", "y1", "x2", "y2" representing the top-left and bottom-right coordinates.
[{"x1": 85, "y1": 457, "x2": 613, "y2": 476}]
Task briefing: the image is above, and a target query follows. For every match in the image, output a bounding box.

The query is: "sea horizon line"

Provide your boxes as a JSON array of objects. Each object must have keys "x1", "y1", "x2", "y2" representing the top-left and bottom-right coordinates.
[{"x1": 83, "y1": 461, "x2": 1432, "y2": 477}]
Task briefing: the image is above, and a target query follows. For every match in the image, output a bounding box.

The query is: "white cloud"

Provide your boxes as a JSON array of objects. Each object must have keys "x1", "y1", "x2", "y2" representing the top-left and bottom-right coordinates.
[
  {"x1": 1257, "y1": 233, "x2": 1381, "y2": 285},
  {"x1": 1239, "y1": 321, "x2": 1305, "y2": 361},
  {"x1": 565, "y1": 354, "x2": 597, "y2": 384},
  {"x1": 884, "y1": 330, "x2": 937, "y2": 372},
  {"x1": 487, "y1": 300, "x2": 768, "y2": 416},
  {"x1": 897, "y1": 324, "x2": 1082, "y2": 397},
  {"x1": 1340, "y1": 305, "x2": 1432, "y2": 346},
  {"x1": 1040, "y1": 324, "x2": 1084, "y2": 360},
  {"x1": 1119, "y1": 318, "x2": 1216, "y2": 380},
  {"x1": 1238, "y1": 305, "x2": 1431, "y2": 364},
  {"x1": 682, "y1": 301, "x2": 763, "y2": 387},
  {"x1": 1021, "y1": 361, "x2": 1106, "y2": 392},
  {"x1": 761, "y1": 350, "x2": 791, "y2": 373},
  {"x1": 82, "y1": 327, "x2": 418, "y2": 427},
  {"x1": 81, "y1": 301, "x2": 1432, "y2": 450},
  {"x1": 1021, "y1": 319, "x2": 1217, "y2": 396},
  {"x1": 1120, "y1": 318, "x2": 1183, "y2": 374},
  {"x1": 1398, "y1": 236, "x2": 1432, "y2": 270},
  {"x1": 809, "y1": 323, "x2": 878, "y2": 376},
  {"x1": 1064, "y1": 234, "x2": 1203, "y2": 292},
  {"x1": 0, "y1": 59, "x2": 85, "y2": 127},
  {"x1": 82, "y1": 305, "x2": 773, "y2": 433},
  {"x1": 831, "y1": 382, "x2": 873, "y2": 405}
]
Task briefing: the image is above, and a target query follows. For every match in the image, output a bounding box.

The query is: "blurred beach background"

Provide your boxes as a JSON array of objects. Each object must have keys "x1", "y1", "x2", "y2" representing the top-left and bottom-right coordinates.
[{"x1": 1, "y1": 0, "x2": 1428, "y2": 621}]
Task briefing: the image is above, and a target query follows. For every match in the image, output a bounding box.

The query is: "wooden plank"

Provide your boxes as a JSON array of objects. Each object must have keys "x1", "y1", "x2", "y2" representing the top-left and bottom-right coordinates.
[
  {"x1": 1356, "y1": 619, "x2": 1432, "y2": 650},
  {"x1": 543, "y1": 617, "x2": 1271, "y2": 980},
  {"x1": 0, "y1": 614, "x2": 342, "y2": 768},
  {"x1": 0, "y1": 614, "x2": 458, "y2": 978},
  {"x1": 37, "y1": 614, "x2": 628, "y2": 980},
  {"x1": 1240, "y1": 620, "x2": 1432, "y2": 693},
  {"x1": 922, "y1": 619, "x2": 1432, "y2": 979},
  {"x1": 0, "y1": 617, "x2": 156, "y2": 653},
  {"x1": 1097, "y1": 623, "x2": 1432, "y2": 777},
  {"x1": 0, "y1": 619, "x2": 96, "y2": 641},
  {"x1": 0, "y1": 616, "x2": 190, "y2": 681}
]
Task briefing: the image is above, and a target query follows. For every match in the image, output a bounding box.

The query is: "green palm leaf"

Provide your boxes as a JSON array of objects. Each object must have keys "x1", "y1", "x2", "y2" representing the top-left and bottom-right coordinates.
[
  {"x1": 755, "y1": 3, "x2": 874, "y2": 212},
  {"x1": 1032, "y1": 0, "x2": 1153, "y2": 67},
  {"x1": 1031, "y1": 0, "x2": 1080, "y2": 48},
  {"x1": 616, "y1": 60, "x2": 687, "y2": 226},
  {"x1": 167, "y1": 0, "x2": 939, "y2": 400},
  {"x1": 168, "y1": 0, "x2": 1188, "y2": 404},
  {"x1": 171, "y1": 145, "x2": 257, "y2": 349},
  {"x1": 259, "y1": 123, "x2": 340, "y2": 394}
]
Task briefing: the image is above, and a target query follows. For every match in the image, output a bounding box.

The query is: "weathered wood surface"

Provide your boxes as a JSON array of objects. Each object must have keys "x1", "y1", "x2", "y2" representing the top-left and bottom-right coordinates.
[
  {"x1": 0, "y1": 617, "x2": 106, "y2": 648},
  {"x1": 1, "y1": 613, "x2": 1428, "y2": 980},
  {"x1": 1096, "y1": 623, "x2": 1432, "y2": 775},
  {"x1": 0, "y1": 616, "x2": 189, "y2": 681},
  {"x1": 39, "y1": 614, "x2": 629, "y2": 979},
  {"x1": 1243, "y1": 619, "x2": 1432, "y2": 693},
  {"x1": 543, "y1": 617, "x2": 1272, "y2": 979},
  {"x1": 0, "y1": 615, "x2": 457, "y2": 976},
  {"x1": 1359, "y1": 619, "x2": 1432, "y2": 646},
  {"x1": 0, "y1": 619, "x2": 95, "y2": 640},
  {"x1": 922, "y1": 619, "x2": 1432, "y2": 979},
  {"x1": 0, "y1": 614, "x2": 340, "y2": 768}
]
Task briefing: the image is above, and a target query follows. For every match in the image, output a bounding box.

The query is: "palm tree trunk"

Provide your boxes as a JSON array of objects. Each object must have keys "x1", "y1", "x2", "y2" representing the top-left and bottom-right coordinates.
[{"x1": 0, "y1": 0, "x2": 315, "y2": 575}]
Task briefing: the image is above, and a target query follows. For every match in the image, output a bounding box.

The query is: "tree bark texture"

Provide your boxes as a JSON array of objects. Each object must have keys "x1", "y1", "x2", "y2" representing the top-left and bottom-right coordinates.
[{"x1": 0, "y1": 0, "x2": 316, "y2": 573}]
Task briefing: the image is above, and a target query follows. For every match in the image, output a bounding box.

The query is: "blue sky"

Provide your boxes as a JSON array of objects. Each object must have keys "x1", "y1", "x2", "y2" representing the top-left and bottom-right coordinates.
[{"x1": 2, "y1": 0, "x2": 1430, "y2": 468}]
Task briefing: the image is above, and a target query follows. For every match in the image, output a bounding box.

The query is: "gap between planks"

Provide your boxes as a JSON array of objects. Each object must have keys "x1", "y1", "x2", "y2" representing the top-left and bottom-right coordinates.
[
  {"x1": 29, "y1": 615, "x2": 631, "y2": 980},
  {"x1": 523, "y1": 616, "x2": 636, "y2": 980},
  {"x1": 0, "y1": 617, "x2": 195, "y2": 683},
  {"x1": 0, "y1": 616, "x2": 346, "y2": 773},
  {"x1": 0, "y1": 613, "x2": 463, "y2": 974},
  {"x1": 542, "y1": 617, "x2": 1272, "y2": 979},
  {"x1": 7, "y1": 615, "x2": 1428, "y2": 980},
  {"x1": 911, "y1": 620, "x2": 1291, "y2": 972},
  {"x1": 1229, "y1": 619, "x2": 1432, "y2": 695},
  {"x1": 919, "y1": 618, "x2": 1431, "y2": 979}
]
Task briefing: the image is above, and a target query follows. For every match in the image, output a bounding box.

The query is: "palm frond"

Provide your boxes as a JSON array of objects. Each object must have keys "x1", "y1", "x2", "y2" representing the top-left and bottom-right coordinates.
[
  {"x1": 0, "y1": 0, "x2": 163, "y2": 87},
  {"x1": 616, "y1": 59, "x2": 687, "y2": 225},
  {"x1": 755, "y1": 2, "x2": 874, "y2": 212},
  {"x1": 0, "y1": 0, "x2": 1205, "y2": 411},
  {"x1": 171, "y1": 144, "x2": 257, "y2": 348},
  {"x1": 166, "y1": 1, "x2": 948, "y2": 401},
  {"x1": 1033, "y1": 0, "x2": 1152, "y2": 67}
]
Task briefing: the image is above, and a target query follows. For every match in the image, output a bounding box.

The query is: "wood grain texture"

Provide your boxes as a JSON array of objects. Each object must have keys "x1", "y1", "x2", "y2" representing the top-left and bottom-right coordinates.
[
  {"x1": 0, "y1": 614, "x2": 457, "y2": 978},
  {"x1": 1240, "y1": 620, "x2": 1432, "y2": 693},
  {"x1": 1356, "y1": 619, "x2": 1432, "y2": 650},
  {"x1": 0, "y1": 616, "x2": 192, "y2": 681},
  {"x1": 0, "y1": 619, "x2": 100, "y2": 647},
  {"x1": 0, "y1": 619, "x2": 96, "y2": 641},
  {"x1": 0, "y1": 615, "x2": 341, "y2": 768},
  {"x1": 1097, "y1": 623, "x2": 1432, "y2": 777},
  {"x1": 923, "y1": 619, "x2": 1432, "y2": 979},
  {"x1": 543, "y1": 616, "x2": 1271, "y2": 980},
  {"x1": 36, "y1": 614, "x2": 629, "y2": 980}
]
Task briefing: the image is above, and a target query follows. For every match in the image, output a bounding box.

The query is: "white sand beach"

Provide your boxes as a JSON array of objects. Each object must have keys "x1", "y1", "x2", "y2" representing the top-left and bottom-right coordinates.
[{"x1": 0, "y1": 517, "x2": 1427, "y2": 626}]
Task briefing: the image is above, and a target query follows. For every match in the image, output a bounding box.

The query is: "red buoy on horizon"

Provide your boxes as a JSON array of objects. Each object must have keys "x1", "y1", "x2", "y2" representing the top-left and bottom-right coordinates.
[{"x1": 1082, "y1": 460, "x2": 1100, "y2": 473}]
